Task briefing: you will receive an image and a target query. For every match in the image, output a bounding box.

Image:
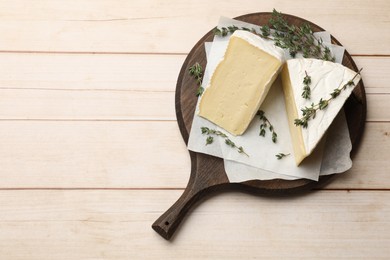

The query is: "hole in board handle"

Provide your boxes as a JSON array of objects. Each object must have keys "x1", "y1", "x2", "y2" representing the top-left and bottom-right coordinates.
[{"x1": 164, "y1": 221, "x2": 170, "y2": 226}]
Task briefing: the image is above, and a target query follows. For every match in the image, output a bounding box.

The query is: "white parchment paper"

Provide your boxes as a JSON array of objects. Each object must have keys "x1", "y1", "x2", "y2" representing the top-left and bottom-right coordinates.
[{"x1": 187, "y1": 17, "x2": 353, "y2": 181}]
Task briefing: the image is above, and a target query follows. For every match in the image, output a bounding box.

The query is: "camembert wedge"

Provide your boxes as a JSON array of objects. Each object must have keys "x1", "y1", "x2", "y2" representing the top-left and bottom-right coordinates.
[
  {"x1": 198, "y1": 30, "x2": 285, "y2": 136},
  {"x1": 281, "y1": 58, "x2": 361, "y2": 165}
]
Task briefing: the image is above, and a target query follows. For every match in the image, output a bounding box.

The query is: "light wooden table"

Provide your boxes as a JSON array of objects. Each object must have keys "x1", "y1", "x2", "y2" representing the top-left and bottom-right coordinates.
[{"x1": 0, "y1": 1, "x2": 389, "y2": 259}]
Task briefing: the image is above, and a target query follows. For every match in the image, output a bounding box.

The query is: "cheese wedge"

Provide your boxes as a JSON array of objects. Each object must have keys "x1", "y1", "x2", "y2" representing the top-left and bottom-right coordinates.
[
  {"x1": 281, "y1": 58, "x2": 361, "y2": 165},
  {"x1": 198, "y1": 30, "x2": 285, "y2": 136}
]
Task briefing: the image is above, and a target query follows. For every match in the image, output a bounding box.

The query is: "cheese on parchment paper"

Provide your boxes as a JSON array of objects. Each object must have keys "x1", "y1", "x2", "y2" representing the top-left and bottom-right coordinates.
[
  {"x1": 198, "y1": 30, "x2": 285, "y2": 136},
  {"x1": 281, "y1": 58, "x2": 361, "y2": 165}
]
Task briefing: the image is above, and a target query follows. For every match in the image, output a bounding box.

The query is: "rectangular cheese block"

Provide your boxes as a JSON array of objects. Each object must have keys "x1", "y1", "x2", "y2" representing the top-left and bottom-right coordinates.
[
  {"x1": 281, "y1": 58, "x2": 361, "y2": 165},
  {"x1": 198, "y1": 30, "x2": 284, "y2": 136}
]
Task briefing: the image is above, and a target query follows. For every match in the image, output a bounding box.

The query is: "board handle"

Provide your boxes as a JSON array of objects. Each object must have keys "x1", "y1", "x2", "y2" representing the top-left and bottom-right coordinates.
[
  {"x1": 152, "y1": 186, "x2": 202, "y2": 240},
  {"x1": 152, "y1": 152, "x2": 228, "y2": 240}
]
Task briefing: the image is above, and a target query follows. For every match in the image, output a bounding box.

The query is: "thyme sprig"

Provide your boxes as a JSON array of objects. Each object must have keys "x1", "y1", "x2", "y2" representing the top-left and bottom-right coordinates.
[
  {"x1": 276, "y1": 153, "x2": 290, "y2": 160},
  {"x1": 188, "y1": 62, "x2": 204, "y2": 96},
  {"x1": 257, "y1": 110, "x2": 278, "y2": 143},
  {"x1": 294, "y1": 68, "x2": 362, "y2": 128},
  {"x1": 302, "y1": 71, "x2": 312, "y2": 99},
  {"x1": 201, "y1": 127, "x2": 249, "y2": 157},
  {"x1": 269, "y1": 9, "x2": 335, "y2": 61},
  {"x1": 213, "y1": 9, "x2": 335, "y2": 62},
  {"x1": 213, "y1": 25, "x2": 271, "y2": 39}
]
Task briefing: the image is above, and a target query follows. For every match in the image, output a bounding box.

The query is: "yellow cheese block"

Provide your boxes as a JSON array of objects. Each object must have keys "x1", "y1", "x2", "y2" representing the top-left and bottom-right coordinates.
[{"x1": 198, "y1": 31, "x2": 284, "y2": 136}]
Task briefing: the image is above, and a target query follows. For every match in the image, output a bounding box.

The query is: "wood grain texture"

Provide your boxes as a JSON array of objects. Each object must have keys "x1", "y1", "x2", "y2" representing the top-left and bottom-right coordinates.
[
  {"x1": 0, "y1": 121, "x2": 190, "y2": 188},
  {"x1": 0, "y1": 54, "x2": 387, "y2": 92},
  {"x1": 0, "y1": 89, "x2": 175, "y2": 120},
  {"x1": 0, "y1": 53, "x2": 185, "y2": 91},
  {"x1": 0, "y1": 190, "x2": 389, "y2": 259},
  {"x1": 0, "y1": 121, "x2": 387, "y2": 189},
  {"x1": 0, "y1": 0, "x2": 388, "y2": 54},
  {"x1": 0, "y1": 0, "x2": 388, "y2": 257},
  {"x1": 354, "y1": 57, "x2": 390, "y2": 94}
]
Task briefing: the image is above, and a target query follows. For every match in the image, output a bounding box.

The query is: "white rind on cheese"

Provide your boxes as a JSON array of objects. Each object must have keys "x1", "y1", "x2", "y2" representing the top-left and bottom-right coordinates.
[
  {"x1": 282, "y1": 58, "x2": 361, "y2": 165},
  {"x1": 198, "y1": 30, "x2": 285, "y2": 136},
  {"x1": 232, "y1": 30, "x2": 286, "y2": 62}
]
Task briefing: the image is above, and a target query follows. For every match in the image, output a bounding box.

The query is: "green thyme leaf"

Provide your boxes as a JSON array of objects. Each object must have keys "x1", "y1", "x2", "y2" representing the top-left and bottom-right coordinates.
[
  {"x1": 200, "y1": 127, "x2": 249, "y2": 156},
  {"x1": 276, "y1": 153, "x2": 290, "y2": 160},
  {"x1": 302, "y1": 71, "x2": 312, "y2": 99},
  {"x1": 295, "y1": 68, "x2": 362, "y2": 128},
  {"x1": 257, "y1": 110, "x2": 278, "y2": 143},
  {"x1": 188, "y1": 62, "x2": 204, "y2": 97},
  {"x1": 206, "y1": 136, "x2": 213, "y2": 145},
  {"x1": 213, "y1": 9, "x2": 336, "y2": 62}
]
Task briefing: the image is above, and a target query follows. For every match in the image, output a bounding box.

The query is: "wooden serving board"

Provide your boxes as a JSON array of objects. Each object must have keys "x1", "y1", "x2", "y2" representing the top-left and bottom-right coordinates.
[{"x1": 152, "y1": 12, "x2": 366, "y2": 240}]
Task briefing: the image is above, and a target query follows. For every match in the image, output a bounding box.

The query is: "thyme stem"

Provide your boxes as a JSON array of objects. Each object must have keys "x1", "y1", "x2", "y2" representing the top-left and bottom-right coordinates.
[
  {"x1": 302, "y1": 71, "x2": 312, "y2": 99},
  {"x1": 276, "y1": 153, "x2": 290, "y2": 160},
  {"x1": 213, "y1": 9, "x2": 335, "y2": 62},
  {"x1": 257, "y1": 110, "x2": 278, "y2": 143},
  {"x1": 294, "y1": 68, "x2": 362, "y2": 128},
  {"x1": 201, "y1": 127, "x2": 249, "y2": 157},
  {"x1": 188, "y1": 62, "x2": 204, "y2": 96}
]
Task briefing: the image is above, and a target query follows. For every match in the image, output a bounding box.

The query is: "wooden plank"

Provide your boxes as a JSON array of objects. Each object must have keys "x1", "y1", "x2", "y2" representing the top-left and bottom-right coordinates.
[
  {"x1": 0, "y1": 88, "x2": 384, "y2": 121},
  {"x1": 0, "y1": 0, "x2": 388, "y2": 54},
  {"x1": 0, "y1": 121, "x2": 387, "y2": 189},
  {"x1": 354, "y1": 57, "x2": 390, "y2": 94},
  {"x1": 0, "y1": 53, "x2": 185, "y2": 91},
  {"x1": 367, "y1": 94, "x2": 390, "y2": 122},
  {"x1": 0, "y1": 190, "x2": 388, "y2": 259},
  {"x1": 0, "y1": 121, "x2": 190, "y2": 188},
  {"x1": 0, "y1": 89, "x2": 175, "y2": 120},
  {"x1": 328, "y1": 122, "x2": 390, "y2": 189},
  {"x1": 0, "y1": 54, "x2": 388, "y2": 92}
]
